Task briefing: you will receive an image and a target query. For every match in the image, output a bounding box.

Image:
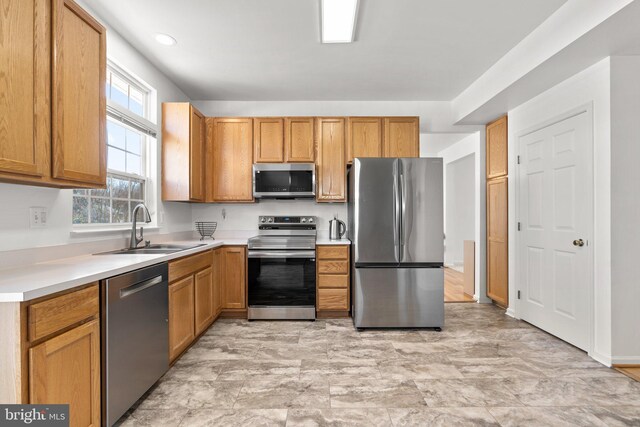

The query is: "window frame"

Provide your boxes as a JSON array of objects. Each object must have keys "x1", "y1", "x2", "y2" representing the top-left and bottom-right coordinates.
[{"x1": 72, "y1": 60, "x2": 157, "y2": 230}]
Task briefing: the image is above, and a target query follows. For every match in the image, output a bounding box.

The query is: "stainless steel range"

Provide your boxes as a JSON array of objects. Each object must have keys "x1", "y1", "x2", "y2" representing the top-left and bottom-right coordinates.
[{"x1": 247, "y1": 216, "x2": 317, "y2": 320}]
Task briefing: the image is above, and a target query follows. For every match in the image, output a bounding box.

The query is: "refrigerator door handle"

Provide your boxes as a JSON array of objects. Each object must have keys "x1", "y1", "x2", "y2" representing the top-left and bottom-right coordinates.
[
  {"x1": 399, "y1": 163, "x2": 406, "y2": 255},
  {"x1": 393, "y1": 160, "x2": 402, "y2": 262}
]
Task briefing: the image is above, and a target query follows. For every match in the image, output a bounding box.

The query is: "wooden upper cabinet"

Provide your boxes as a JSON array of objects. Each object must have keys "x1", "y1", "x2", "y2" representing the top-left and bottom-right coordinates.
[
  {"x1": 486, "y1": 176, "x2": 508, "y2": 307},
  {"x1": 0, "y1": 0, "x2": 49, "y2": 180},
  {"x1": 51, "y1": 0, "x2": 106, "y2": 185},
  {"x1": 190, "y1": 108, "x2": 205, "y2": 200},
  {"x1": 211, "y1": 118, "x2": 254, "y2": 202},
  {"x1": 162, "y1": 103, "x2": 205, "y2": 201},
  {"x1": 486, "y1": 116, "x2": 508, "y2": 179},
  {"x1": 316, "y1": 117, "x2": 346, "y2": 202},
  {"x1": 254, "y1": 118, "x2": 284, "y2": 163},
  {"x1": 384, "y1": 117, "x2": 419, "y2": 158},
  {"x1": 0, "y1": 0, "x2": 106, "y2": 188},
  {"x1": 30, "y1": 319, "x2": 101, "y2": 427},
  {"x1": 222, "y1": 246, "x2": 247, "y2": 309},
  {"x1": 284, "y1": 117, "x2": 315, "y2": 163},
  {"x1": 347, "y1": 117, "x2": 383, "y2": 164}
]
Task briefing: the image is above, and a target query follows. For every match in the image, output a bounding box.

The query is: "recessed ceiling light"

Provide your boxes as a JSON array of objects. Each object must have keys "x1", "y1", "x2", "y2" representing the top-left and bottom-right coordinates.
[
  {"x1": 154, "y1": 33, "x2": 177, "y2": 46},
  {"x1": 321, "y1": 0, "x2": 358, "y2": 44}
]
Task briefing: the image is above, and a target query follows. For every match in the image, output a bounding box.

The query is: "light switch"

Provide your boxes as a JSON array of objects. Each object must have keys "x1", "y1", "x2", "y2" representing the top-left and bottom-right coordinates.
[{"x1": 30, "y1": 207, "x2": 47, "y2": 228}]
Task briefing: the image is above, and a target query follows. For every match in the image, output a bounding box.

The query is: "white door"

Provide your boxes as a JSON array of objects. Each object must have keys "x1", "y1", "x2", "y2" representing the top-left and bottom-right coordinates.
[{"x1": 518, "y1": 111, "x2": 592, "y2": 351}]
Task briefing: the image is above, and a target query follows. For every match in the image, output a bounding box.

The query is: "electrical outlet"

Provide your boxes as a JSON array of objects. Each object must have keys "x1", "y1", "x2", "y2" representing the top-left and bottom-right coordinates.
[{"x1": 29, "y1": 207, "x2": 47, "y2": 228}]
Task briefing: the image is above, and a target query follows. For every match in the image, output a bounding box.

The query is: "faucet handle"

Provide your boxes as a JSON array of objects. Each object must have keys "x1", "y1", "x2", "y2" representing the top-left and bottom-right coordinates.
[{"x1": 144, "y1": 240, "x2": 151, "y2": 248}]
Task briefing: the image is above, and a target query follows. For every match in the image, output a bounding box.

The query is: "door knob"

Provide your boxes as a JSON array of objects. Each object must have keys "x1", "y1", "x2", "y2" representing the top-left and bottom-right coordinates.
[{"x1": 573, "y1": 239, "x2": 585, "y2": 247}]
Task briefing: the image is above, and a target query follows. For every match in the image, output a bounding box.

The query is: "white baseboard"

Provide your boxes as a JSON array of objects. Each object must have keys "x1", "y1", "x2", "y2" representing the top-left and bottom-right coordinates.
[
  {"x1": 589, "y1": 351, "x2": 612, "y2": 367},
  {"x1": 610, "y1": 355, "x2": 640, "y2": 366},
  {"x1": 505, "y1": 308, "x2": 517, "y2": 319}
]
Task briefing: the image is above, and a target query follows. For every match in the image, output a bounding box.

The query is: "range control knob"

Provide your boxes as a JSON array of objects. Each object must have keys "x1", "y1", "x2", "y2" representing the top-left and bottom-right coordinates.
[
  {"x1": 308, "y1": 217, "x2": 314, "y2": 223},
  {"x1": 301, "y1": 218, "x2": 307, "y2": 223},
  {"x1": 267, "y1": 217, "x2": 273, "y2": 223},
  {"x1": 260, "y1": 217, "x2": 266, "y2": 223}
]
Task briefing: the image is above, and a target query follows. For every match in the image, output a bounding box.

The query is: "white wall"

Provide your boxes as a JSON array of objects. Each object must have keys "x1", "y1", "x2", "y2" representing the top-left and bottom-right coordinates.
[
  {"x1": 0, "y1": 5, "x2": 193, "y2": 253},
  {"x1": 192, "y1": 100, "x2": 482, "y2": 134},
  {"x1": 192, "y1": 200, "x2": 347, "y2": 236},
  {"x1": 444, "y1": 154, "x2": 475, "y2": 270},
  {"x1": 435, "y1": 133, "x2": 487, "y2": 302},
  {"x1": 508, "y1": 58, "x2": 612, "y2": 364},
  {"x1": 609, "y1": 56, "x2": 640, "y2": 363}
]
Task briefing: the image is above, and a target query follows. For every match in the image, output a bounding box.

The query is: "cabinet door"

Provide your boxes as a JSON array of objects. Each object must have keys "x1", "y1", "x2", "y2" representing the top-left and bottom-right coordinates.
[
  {"x1": 212, "y1": 248, "x2": 223, "y2": 316},
  {"x1": 347, "y1": 117, "x2": 382, "y2": 164},
  {"x1": 194, "y1": 267, "x2": 214, "y2": 335},
  {"x1": 30, "y1": 319, "x2": 100, "y2": 427},
  {"x1": 383, "y1": 117, "x2": 419, "y2": 158},
  {"x1": 190, "y1": 107, "x2": 205, "y2": 201},
  {"x1": 0, "y1": 0, "x2": 49, "y2": 179},
  {"x1": 222, "y1": 246, "x2": 247, "y2": 309},
  {"x1": 486, "y1": 115, "x2": 508, "y2": 179},
  {"x1": 212, "y1": 118, "x2": 253, "y2": 201},
  {"x1": 168, "y1": 276, "x2": 195, "y2": 361},
  {"x1": 254, "y1": 118, "x2": 284, "y2": 163},
  {"x1": 51, "y1": 0, "x2": 106, "y2": 185},
  {"x1": 486, "y1": 177, "x2": 508, "y2": 307},
  {"x1": 284, "y1": 117, "x2": 315, "y2": 162},
  {"x1": 316, "y1": 117, "x2": 346, "y2": 202}
]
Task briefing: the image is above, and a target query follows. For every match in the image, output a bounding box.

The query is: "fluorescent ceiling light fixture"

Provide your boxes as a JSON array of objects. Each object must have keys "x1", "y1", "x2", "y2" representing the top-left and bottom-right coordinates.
[
  {"x1": 321, "y1": 0, "x2": 358, "y2": 43},
  {"x1": 154, "y1": 33, "x2": 177, "y2": 46}
]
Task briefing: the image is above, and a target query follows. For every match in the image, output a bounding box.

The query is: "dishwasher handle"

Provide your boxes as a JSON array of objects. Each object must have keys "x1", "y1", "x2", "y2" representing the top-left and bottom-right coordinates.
[{"x1": 119, "y1": 275, "x2": 164, "y2": 299}]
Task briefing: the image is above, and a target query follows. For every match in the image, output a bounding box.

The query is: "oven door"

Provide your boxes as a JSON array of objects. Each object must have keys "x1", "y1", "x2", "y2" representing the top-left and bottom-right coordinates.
[{"x1": 248, "y1": 250, "x2": 316, "y2": 319}]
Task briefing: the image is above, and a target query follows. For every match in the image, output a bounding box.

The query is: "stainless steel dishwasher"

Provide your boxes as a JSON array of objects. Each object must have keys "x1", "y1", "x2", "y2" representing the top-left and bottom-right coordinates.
[{"x1": 101, "y1": 263, "x2": 169, "y2": 426}]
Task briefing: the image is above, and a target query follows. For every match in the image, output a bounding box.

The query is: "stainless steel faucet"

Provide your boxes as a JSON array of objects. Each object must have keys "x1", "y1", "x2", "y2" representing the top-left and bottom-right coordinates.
[{"x1": 130, "y1": 203, "x2": 152, "y2": 249}]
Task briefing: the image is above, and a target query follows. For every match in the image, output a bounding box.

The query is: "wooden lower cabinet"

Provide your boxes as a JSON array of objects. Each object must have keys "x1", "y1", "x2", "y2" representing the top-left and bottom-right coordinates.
[
  {"x1": 194, "y1": 267, "x2": 214, "y2": 336},
  {"x1": 222, "y1": 246, "x2": 247, "y2": 310},
  {"x1": 212, "y1": 248, "x2": 223, "y2": 316},
  {"x1": 29, "y1": 320, "x2": 100, "y2": 427},
  {"x1": 486, "y1": 176, "x2": 508, "y2": 307},
  {"x1": 168, "y1": 276, "x2": 195, "y2": 361},
  {"x1": 0, "y1": 283, "x2": 101, "y2": 427},
  {"x1": 316, "y1": 245, "x2": 351, "y2": 317}
]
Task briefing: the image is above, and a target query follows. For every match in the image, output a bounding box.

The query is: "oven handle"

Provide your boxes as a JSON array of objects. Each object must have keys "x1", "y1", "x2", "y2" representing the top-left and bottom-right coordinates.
[{"x1": 248, "y1": 250, "x2": 316, "y2": 259}]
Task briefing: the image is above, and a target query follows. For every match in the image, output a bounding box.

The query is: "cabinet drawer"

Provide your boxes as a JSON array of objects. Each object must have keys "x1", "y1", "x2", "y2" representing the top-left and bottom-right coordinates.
[
  {"x1": 29, "y1": 284, "x2": 99, "y2": 342},
  {"x1": 318, "y1": 289, "x2": 348, "y2": 310},
  {"x1": 169, "y1": 250, "x2": 212, "y2": 282},
  {"x1": 318, "y1": 260, "x2": 349, "y2": 274},
  {"x1": 317, "y1": 245, "x2": 349, "y2": 260},
  {"x1": 318, "y1": 274, "x2": 349, "y2": 289}
]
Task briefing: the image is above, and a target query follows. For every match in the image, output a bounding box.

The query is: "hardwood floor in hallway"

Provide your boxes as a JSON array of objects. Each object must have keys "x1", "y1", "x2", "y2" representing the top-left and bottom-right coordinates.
[
  {"x1": 444, "y1": 267, "x2": 475, "y2": 303},
  {"x1": 117, "y1": 304, "x2": 640, "y2": 426}
]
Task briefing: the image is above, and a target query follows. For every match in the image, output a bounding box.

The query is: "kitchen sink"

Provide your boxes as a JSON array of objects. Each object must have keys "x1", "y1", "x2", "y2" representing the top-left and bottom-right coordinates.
[{"x1": 95, "y1": 243, "x2": 207, "y2": 255}]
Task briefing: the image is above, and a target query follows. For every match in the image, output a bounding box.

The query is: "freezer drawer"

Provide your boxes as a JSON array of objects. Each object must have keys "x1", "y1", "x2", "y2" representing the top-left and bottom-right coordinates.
[{"x1": 353, "y1": 267, "x2": 444, "y2": 328}]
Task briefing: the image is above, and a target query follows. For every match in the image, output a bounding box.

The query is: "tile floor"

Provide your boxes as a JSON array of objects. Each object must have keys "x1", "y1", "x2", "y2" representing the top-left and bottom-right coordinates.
[{"x1": 118, "y1": 304, "x2": 640, "y2": 426}]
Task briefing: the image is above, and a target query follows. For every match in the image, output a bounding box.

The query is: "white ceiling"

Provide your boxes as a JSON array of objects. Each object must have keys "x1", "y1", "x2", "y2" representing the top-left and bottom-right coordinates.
[{"x1": 84, "y1": 0, "x2": 568, "y2": 101}]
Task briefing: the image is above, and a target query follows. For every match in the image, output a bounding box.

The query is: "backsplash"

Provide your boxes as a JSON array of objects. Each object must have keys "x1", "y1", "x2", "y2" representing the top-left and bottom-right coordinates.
[{"x1": 191, "y1": 200, "x2": 348, "y2": 232}]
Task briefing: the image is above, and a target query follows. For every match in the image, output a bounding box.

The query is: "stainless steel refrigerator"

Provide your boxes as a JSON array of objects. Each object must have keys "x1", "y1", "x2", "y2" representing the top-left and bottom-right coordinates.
[{"x1": 347, "y1": 158, "x2": 444, "y2": 329}]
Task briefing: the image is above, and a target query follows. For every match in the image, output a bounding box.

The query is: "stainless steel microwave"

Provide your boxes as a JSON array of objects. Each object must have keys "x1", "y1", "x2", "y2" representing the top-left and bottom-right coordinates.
[{"x1": 253, "y1": 163, "x2": 315, "y2": 199}]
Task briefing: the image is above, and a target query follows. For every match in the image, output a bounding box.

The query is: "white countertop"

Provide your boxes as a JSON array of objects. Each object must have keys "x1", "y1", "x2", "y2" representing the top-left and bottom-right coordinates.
[
  {"x1": 316, "y1": 238, "x2": 351, "y2": 245},
  {"x1": 0, "y1": 235, "x2": 350, "y2": 302},
  {"x1": 0, "y1": 238, "x2": 246, "y2": 303}
]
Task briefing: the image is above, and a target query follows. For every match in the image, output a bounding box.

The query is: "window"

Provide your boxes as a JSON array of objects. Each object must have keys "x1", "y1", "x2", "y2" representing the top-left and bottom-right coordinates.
[{"x1": 73, "y1": 63, "x2": 156, "y2": 226}]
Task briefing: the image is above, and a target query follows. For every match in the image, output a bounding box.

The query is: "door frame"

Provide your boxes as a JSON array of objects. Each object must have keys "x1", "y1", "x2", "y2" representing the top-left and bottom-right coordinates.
[{"x1": 513, "y1": 102, "x2": 595, "y2": 354}]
